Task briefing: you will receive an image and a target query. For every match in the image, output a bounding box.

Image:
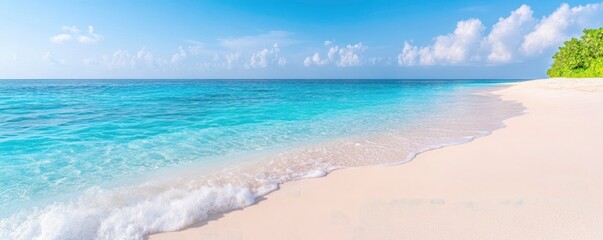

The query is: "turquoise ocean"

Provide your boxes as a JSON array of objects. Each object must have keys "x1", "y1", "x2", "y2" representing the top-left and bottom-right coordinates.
[{"x1": 0, "y1": 79, "x2": 523, "y2": 239}]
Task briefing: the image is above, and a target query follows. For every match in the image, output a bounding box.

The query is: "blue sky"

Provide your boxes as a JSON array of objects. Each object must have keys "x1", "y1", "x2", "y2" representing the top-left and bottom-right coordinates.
[{"x1": 0, "y1": 0, "x2": 602, "y2": 79}]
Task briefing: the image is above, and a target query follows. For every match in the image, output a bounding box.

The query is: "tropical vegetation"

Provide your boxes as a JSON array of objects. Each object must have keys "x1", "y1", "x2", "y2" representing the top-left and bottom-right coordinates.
[{"x1": 547, "y1": 27, "x2": 603, "y2": 78}]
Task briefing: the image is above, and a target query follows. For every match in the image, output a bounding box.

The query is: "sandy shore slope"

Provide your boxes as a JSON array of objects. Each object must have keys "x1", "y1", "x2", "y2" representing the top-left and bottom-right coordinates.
[{"x1": 150, "y1": 78, "x2": 603, "y2": 240}]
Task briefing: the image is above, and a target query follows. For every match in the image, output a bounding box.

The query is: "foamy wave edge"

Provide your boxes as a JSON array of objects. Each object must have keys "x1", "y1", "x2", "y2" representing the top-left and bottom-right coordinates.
[
  {"x1": 0, "y1": 165, "x2": 339, "y2": 240},
  {"x1": 0, "y1": 88, "x2": 522, "y2": 240},
  {"x1": 0, "y1": 135, "x2": 484, "y2": 240},
  {"x1": 0, "y1": 185, "x2": 253, "y2": 240}
]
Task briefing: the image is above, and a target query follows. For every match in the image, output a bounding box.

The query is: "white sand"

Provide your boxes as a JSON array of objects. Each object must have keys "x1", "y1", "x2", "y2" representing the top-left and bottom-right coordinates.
[{"x1": 150, "y1": 78, "x2": 603, "y2": 240}]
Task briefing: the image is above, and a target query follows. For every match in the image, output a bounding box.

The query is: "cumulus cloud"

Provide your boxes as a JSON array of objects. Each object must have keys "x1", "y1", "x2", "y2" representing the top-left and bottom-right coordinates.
[
  {"x1": 168, "y1": 41, "x2": 234, "y2": 68},
  {"x1": 43, "y1": 52, "x2": 65, "y2": 65},
  {"x1": 245, "y1": 43, "x2": 286, "y2": 69},
  {"x1": 304, "y1": 42, "x2": 366, "y2": 67},
  {"x1": 170, "y1": 46, "x2": 188, "y2": 64},
  {"x1": 102, "y1": 48, "x2": 159, "y2": 69},
  {"x1": 337, "y1": 43, "x2": 366, "y2": 67},
  {"x1": 78, "y1": 26, "x2": 103, "y2": 44},
  {"x1": 398, "y1": 19, "x2": 485, "y2": 66},
  {"x1": 486, "y1": 4, "x2": 536, "y2": 62},
  {"x1": 98, "y1": 42, "x2": 246, "y2": 72},
  {"x1": 398, "y1": 3, "x2": 603, "y2": 66},
  {"x1": 304, "y1": 52, "x2": 328, "y2": 66},
  {"x1": 522, "y1": 3, "x2": 603, "y2": 55},
  {"x1": 196, "y1": 52, "x2": 242, "y2": 70},
  {"x1": 397, "y1": 42, "x2": 419, "y2": 66},
  {"x1": 222, "y1": 52, "x2": 241, "y2": 69},
  {"x1": 147, "y1": 36, "x2": 290, "y2": 70},
  {"x1": 50, "y1": 25, "x2": 103, "y2": 44}
]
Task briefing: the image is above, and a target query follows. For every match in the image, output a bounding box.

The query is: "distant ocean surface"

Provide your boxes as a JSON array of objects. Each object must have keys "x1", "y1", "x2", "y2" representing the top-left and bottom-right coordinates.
[{"x1": 0, "y1": 79, "x2": 523, "y2": 239}]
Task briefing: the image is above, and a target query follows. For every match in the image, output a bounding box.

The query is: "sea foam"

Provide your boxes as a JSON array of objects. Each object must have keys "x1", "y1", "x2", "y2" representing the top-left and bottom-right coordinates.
[
  {"x1": 0, "y1": 80, "x2": 524, "y2": 240},
  {"x1": 0, "y1": 185, "x2": 254, "y2": 240}
]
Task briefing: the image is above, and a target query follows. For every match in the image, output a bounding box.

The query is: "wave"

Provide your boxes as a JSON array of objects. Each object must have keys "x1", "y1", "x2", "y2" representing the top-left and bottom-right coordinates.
[
  {"x1": 0, "y1": 88, "x2": 523, "y2": 240},
  {"x1": 1, "y1": 185, "x2": 254, "y2": 240}
]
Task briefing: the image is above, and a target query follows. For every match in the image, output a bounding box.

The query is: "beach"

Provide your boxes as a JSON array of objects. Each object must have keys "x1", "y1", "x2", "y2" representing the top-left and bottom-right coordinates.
[
  {"x1": 0, "y1": 79, "x2": 523, "y2": 240},
  {"x1": 150, "y1": 78, "x2": 603, "y2": 239}
]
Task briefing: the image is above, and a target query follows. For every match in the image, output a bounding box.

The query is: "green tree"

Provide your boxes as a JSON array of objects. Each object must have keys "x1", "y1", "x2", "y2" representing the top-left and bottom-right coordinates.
[{"x1": 547, "y1": 27, "x2": 603, "y2": 78}]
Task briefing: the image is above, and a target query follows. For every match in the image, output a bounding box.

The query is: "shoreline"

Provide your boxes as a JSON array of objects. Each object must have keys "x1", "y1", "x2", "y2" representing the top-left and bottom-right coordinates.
[
  {"x1": 0, "y1": 80, "x2": 521, "y2": 240},
  {"x1": 150, "y1": 78, "x2": 603, "y2": 239}
]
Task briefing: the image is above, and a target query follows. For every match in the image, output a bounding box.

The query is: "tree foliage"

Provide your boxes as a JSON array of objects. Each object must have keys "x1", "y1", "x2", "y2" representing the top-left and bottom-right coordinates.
[{"x1": 547, "y1": 27, "x2": 603, "y2": 78}]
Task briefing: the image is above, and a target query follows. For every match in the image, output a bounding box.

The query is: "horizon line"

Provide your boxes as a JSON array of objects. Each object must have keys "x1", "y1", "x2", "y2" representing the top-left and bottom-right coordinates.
[{"x1": 0, "y1": 78, "x2": 532, "y2": 81}]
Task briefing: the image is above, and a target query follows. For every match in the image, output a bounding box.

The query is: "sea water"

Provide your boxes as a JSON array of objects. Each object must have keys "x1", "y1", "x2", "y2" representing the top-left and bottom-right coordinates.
[{"x1": 0, "y1": 79, "x2": 523, "y2": 239}]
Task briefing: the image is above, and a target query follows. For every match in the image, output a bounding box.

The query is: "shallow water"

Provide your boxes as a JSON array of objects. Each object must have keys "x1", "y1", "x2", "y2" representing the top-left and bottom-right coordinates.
[{"x1": 0, "y1": 79, "x2": 523, "y2": 240}]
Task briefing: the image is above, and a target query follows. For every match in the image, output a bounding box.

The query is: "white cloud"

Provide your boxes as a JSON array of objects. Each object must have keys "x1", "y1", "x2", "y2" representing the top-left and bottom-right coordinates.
[
  {"x1": 304, "y1": 52, "x2": 326, "y2": 67},
  {"x1": 171, "y1": 46, "x2": 187, "y2": 64},
  {"x1": 106, "y1": 50, "x2": 134, "y2": 68},
  {"x1": 486, "y1": 4, "x2": 536, "y2": 62},
  {"x1": 278, "y1": 58, "x2": 286, "y2": 66},
  {"x1": 50, "y1": 25, "x2": 103, "y2": 44},
  {"x1": 367, "y1": 57, "x2": 384, "y2": 65},
  {"x1": 398, "y1": 3, "x2": 603, "y2": 66},
  {"x1": 336, "y1": 43, "x2": 366, "y2": 67},
  {"x1": 521, "y1": 3, "x2": 603, "y2": 55},
  {"x1": 397, "y1": 42, "x2": 418, "y2": 66},
  {"x1": 324, "y1": 40, "x2": 333, "y2": 46},
  {"x1": 399, "y1": 19, "x2": 485, "y2": 66},
  {"x1": 219, "y1": 31, "x2": 297, "y2": 49},
  {"x1": 304, "y1": 42, "x2": 367, "y2": 67},
  {"x1": 78, "y1": 26, "x2": 103, "y2": 44},
  {"x1": 197, "y1": 52, "x2": 242, "y2": 70},
  {"x1": 248, "y1": 49, "x2": 271, "y2": 68},
  {"x1": 103, "y1": 48, "x2": 159, "y2": 69},
  {"x1": 223, "y1": 52, "x2": 241, "y2": 69},
  {"x1": 136, "y1": 49, "x2": 155, "y2": 64},
  {"x1": 49, "y1": 34, "x2": 73, "y2": 44},
  {"x1": 43, "y1": 52, "x2": 65, "y2": 65},
  {"x1": 62, "y1": 26, "x2": 79, "y2": 33},
  {"x1": 98, "y1": 43, "x2": 245, "y2": 72},
  {"x1": 154, "y1": 35, "x2": 290, "y2": 70},
  {"x1": 245, "y1": 43, "x2": 286, "y2": 69}
]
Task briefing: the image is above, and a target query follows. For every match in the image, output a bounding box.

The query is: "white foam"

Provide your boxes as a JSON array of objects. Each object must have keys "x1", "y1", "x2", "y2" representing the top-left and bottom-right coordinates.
[
  {"x1": 0, "y1": 165, "x2": 340, "y2": 240},
  {"x1": 0, "y1": 86, "x2": 524, "y2": 240},
  {"x1": 303, "y1": 168, "x2": 329, "y2": 178},
  {"x1": 0, "y1": 185, "x2": 254, "y2": 240}
]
